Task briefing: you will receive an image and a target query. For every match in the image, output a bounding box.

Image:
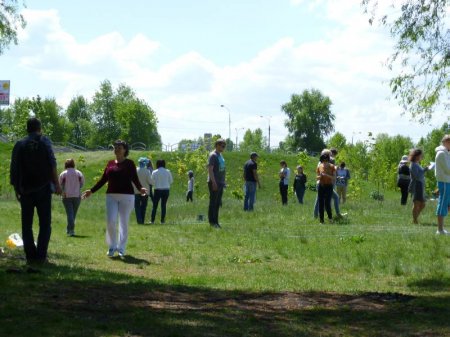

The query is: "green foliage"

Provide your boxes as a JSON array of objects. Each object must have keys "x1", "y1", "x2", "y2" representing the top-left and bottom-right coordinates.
[
  {"x1": 327, "y1": 132, "x2": 347, "y2": 150},
  {"x1": 90, "y1": 80, "x2": 120, "y2": 147},
  {"x1": 0, "y1": 97, "x2": 30, "y2": 139},
  {"x1": 282, "y1": 89, "x2": 335, "y2": 152},
  {"x1": 370, "y1": 190, "x2": 384, "y2": 201},
  {"x1": 296, "y1": 150, "x2": 311, "y2": 168},
  {"x1": 0, "y1": 0, "x2": 26, "y2": 54},
  {"x1": 362, "y1": 0, "x2": 450, "y2": 122},
  {"x1": 66, "y1": 95, "x2": 92, "y2": 147},
  {"x1": 29, "y1": 96, "x2": 69, "y2": 142},
  {"x1": 239, "y1": 128, "x2": 265, "y2": 153}
]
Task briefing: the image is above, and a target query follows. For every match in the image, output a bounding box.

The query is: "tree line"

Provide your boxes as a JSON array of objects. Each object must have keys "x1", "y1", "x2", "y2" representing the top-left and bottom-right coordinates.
[{"x1": 0, "y1": 80, "x2": 162, "y2": 149}]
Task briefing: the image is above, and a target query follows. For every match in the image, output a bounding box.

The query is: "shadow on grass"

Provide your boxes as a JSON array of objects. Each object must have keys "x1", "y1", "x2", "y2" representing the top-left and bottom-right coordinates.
[
  {"x1": 408, "y1": 275, "x2": 450, "y2": 292},
  {"x1": 115, "y1": 254, "x2": 151, "y2": 266},
  {"x1": 0, "y1": 257, "x2": 449, "y2": 337}
]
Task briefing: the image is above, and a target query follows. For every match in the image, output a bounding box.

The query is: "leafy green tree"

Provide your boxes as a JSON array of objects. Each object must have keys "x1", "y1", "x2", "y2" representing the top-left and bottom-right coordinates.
[
  {"x1": 0, "y1": 97, "x2": 30, "y2": 139},
  {"x1": 362, "y1": 0, "x2": 450, "y2": 122},
  {"x1": 366, "y1": 134, "x2": 413, "y2": 189},
  {"x1": 338, "y1": 141, "x2": 371, "y2": 181},
  {"x1": 239, "y1": 128, "x2": 265, "y2": 153},
  {"x1": 66, "y1": 95, "x2": 92, "y2": 147},
  {"x1": 282, "y1": 89, "x2": 335, "y2": 152},
  {"x1": 0, "y1": 0, "x2": 26, "y2": 54},
  {"x1": 114, "y1": 84, "x2": 161, "y2": 149},
  {"x1": 90, "y1": 80, "x2": 120, "y2": 147},
  {"x1": 29, "y1": 96, "x2": 69, "y2": 142},
  {"x1": 327, "y1": 132, "x2": 347, "y2": 150}
]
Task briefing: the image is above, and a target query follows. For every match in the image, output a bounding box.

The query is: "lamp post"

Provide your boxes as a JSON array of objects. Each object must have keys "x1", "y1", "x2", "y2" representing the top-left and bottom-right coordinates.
[
  {"x1": 259, "y1": 115, "x2": 272, "y2": 151},
  {"x1": 235, "y1": 127, "x2": 244, "y2": 151},
  {"x1": 220, "y1": 104, "x2": 231, "y2": 141}
]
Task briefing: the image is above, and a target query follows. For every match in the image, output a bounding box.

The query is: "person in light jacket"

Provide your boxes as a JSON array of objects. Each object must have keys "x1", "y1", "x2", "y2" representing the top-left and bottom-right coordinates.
[
  {"x1": 150, "y1": 159, "x2": 173, "y2": 224},
  {"x1": 59, "y1": 159, "x2": 84, "y2": 236},
  {"x1": 435, "y1": 135, "x2": 450, "y2": 235}
]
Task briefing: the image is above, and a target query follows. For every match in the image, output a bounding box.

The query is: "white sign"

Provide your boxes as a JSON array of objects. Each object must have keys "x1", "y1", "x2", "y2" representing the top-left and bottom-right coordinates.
[{"x1": 0, "y1": 81, "x2": 10, "y2": 105}]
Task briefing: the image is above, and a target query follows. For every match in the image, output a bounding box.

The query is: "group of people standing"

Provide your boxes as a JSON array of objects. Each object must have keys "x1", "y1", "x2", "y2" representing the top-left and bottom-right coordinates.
[
  {"x1": 9, "y1": 118, "x2": 450, "y2": 265},
  {"x1": 396, "y1": 136, "x2": 450, "y2": 234},
  {"x1": 209, "y1": 140, "x2": 351, "y2": 227}
]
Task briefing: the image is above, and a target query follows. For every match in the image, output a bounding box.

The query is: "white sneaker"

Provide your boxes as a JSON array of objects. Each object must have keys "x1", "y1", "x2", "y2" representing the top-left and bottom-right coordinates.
[
  {"x1": 107, "y1": 248, "x2": 115, "y2": 257},
  {"x1": 436, "y1": 229, "x2": 449, "y2": 235},
  {"x1": 118, "y1": 250, "x2": 125, "y2": 257}
]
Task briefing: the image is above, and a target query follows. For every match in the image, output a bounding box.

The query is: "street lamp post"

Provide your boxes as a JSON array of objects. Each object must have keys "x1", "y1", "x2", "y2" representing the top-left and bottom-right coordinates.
[
  {"x1": 259, "y1": 115, "x2": 272, "y2": 151},
  {"x1": 235, "y1": 127, "x2": 244, "y2": 150},
  {"x1": 220, "y1": 104, "x2": 231, "y2": 141}
]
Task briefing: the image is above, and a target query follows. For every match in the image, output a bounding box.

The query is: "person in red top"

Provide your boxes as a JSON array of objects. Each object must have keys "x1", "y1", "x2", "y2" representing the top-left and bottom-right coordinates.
[
  {"x1": 316, "y1": 152, "x2": 336, "y2": 223},
  {"x1": 82, "y1": 140, "x2": 146, "y2": 257}
]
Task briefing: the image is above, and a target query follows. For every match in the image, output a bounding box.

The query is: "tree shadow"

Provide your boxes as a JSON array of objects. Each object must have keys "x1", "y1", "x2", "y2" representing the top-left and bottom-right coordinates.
[
  {"x1": 0, "y1": 260, "x2": 449, "y2": 337},
  {"x1": 408, "y1": 276, "x2": 450, "y2": 292}
]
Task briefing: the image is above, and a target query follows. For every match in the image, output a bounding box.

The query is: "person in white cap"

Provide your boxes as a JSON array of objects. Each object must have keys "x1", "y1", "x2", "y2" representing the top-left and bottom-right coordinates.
[{"x1": 397, "y1": 155, "x2": 411, "y2": 205}]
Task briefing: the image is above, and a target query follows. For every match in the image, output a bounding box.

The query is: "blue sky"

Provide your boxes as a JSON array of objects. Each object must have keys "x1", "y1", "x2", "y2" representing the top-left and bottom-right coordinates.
[{"x1": 1, "y1": 0, "x2": 448, "y2": 148}]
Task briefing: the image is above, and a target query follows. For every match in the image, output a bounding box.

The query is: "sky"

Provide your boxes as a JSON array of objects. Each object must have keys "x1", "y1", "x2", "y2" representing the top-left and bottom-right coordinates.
[{"x1": 1, "y1": 0, "x2": 448, "y2": 148}]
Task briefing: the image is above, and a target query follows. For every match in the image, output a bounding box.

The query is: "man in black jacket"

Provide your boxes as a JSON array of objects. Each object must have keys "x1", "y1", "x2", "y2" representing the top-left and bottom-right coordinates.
[{"x1": 10, "y1": 118, "x2": 61, "y2": 264}]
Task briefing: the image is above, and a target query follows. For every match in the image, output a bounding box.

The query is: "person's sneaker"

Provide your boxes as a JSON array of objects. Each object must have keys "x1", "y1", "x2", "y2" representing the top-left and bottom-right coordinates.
[
  {"x1": 68, "y1": 231, "x2": 75, "y2": 237},
  {"x1": 211, "y1": 223, "x2": 221, "y2": 229},
  {"x1": 118, "y1": 250, "x2": 125, "y2": 257},
  {"x1": 107, "y1": 248, "x2": 115, "y2": 257},
  {"x1": 436, "y1": 229, "x2": 449, "y2": 235}
]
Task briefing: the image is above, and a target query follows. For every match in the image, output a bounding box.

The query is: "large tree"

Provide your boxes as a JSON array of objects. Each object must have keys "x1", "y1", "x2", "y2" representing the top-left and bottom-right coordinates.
[
  {"x1": 114, "y1": 84, "x2": 161, "y2": 149},
  {"x1": 0, "y1": 0, "x2": 26, "y2": 54},
  {"x1": 282, "y1": 89, "x2": 335, "y2": 152},
  {"x1": 0, "y1": 97, "x2": 30, "y2": 138},
  {"x1": 362, "y1": 0, "x2": 450, "y2": 123},
  {"x1": 239, "y1": 128, "x2": 265, "y2": 153},
  {"x1": 90, "y1": 80, "x2": 120, "y2": 147},
  {"x1": 66, "y1": 95, "x2": 92, "y2": 147}
]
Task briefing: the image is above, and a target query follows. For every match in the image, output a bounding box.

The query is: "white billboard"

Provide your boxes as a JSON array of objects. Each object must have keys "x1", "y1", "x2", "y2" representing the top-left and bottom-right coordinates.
[{"x1": 0, "y1": 81, "x2": 10, "y2": 105}]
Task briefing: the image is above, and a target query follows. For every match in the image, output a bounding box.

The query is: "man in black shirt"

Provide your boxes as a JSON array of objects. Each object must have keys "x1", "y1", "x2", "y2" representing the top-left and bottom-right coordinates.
[
  {"x1": 243, "y1": 152, "x2": 261, "y2": 211},
  {"x1": 207, "y1": 138, "x2": 226, "y2": 228},
  {"x1": 10, "y1": 118, "x2": 62, "y2": 264}
]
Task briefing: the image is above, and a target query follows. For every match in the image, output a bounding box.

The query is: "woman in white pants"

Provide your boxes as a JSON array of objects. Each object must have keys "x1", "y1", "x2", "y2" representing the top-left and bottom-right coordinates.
[{"x1": 82, "y1": 140, "x2": 146, "y2": 257}]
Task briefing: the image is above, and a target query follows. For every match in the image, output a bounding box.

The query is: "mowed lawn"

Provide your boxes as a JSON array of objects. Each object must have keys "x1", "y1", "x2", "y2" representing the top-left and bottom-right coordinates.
[{"x1": 0, "y1": 146, "x2": 449, "y2": 336}]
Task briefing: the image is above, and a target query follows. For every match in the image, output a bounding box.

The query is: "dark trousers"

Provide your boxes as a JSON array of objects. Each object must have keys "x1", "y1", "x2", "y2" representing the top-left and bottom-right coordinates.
[
  {"x1": 62, "y1": 197, "x2": 81, "y2": 234},
  {"x1": 279, "y1": 182, "x2": 288, "y2": 205},
  {"x1": 399, "y1": 183, "x2": 409, "y2": 205},
  {"x1": 295, "y1": 186, "x2": 306, "y2": 204},
  {"x1": 134, "y1": 194, "x2": 149, "y2": 224},
  {"x1": 318, "y1": 184, "x2": 333, "y2": 222},
  {"x1": 208, "y1": 183, "x2": 224, "y2": 225},
  {"x1": 20, "y1": 185, "x2": 52, "y2": 262},
  {"x1": 151, "y1": 189, "x2": 169, "y2": 223},
  {"x1": 186, "y1": 190, "x2": 193, "y2": 202}
]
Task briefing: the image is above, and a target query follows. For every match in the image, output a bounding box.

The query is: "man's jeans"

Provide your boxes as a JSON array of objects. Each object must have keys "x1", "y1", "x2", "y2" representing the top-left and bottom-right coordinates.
[
  {"x1": 134, "y1": 194, "x2": 148, "y2": 224},
  {"x1": 20, "y1": 185, "x2": 52, "y2": 261},
  {"x1": 208, "y1": 183, "x2": 224, "y2": 225},
  {"x1": 244, "y1": 181, "x2": 257, "y2": 211},
  {"x1": 62, "y1": 197, "x2": 81, "y2": 234}
]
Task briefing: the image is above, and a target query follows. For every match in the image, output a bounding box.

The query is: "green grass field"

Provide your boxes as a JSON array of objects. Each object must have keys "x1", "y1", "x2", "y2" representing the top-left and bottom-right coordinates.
[{"x1": 0, "y1": 145, "x2": 449, "y2": 336}]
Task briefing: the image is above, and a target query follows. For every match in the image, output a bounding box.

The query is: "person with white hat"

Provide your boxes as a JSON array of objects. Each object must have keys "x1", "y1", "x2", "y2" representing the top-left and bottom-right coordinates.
[{"x1": 397, "y1": 155, "x2": 410, "y2": 205}]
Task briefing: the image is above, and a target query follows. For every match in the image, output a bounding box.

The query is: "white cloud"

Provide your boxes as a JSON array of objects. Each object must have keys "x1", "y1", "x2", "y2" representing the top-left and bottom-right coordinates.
[{"x1": 7, "y1": 5, "x2": 448, "y2": 147}]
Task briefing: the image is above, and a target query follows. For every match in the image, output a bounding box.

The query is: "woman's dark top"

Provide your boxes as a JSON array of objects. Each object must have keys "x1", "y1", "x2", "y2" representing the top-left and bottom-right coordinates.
[{"x1": 91, "y1": 159, "x2": 142, "y2": 195}]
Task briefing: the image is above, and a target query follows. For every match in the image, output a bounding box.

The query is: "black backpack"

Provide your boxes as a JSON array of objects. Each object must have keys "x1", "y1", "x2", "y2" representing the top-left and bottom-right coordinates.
[{"x1": 18, "y1": 135, "x2": 52, "y2": 193}]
